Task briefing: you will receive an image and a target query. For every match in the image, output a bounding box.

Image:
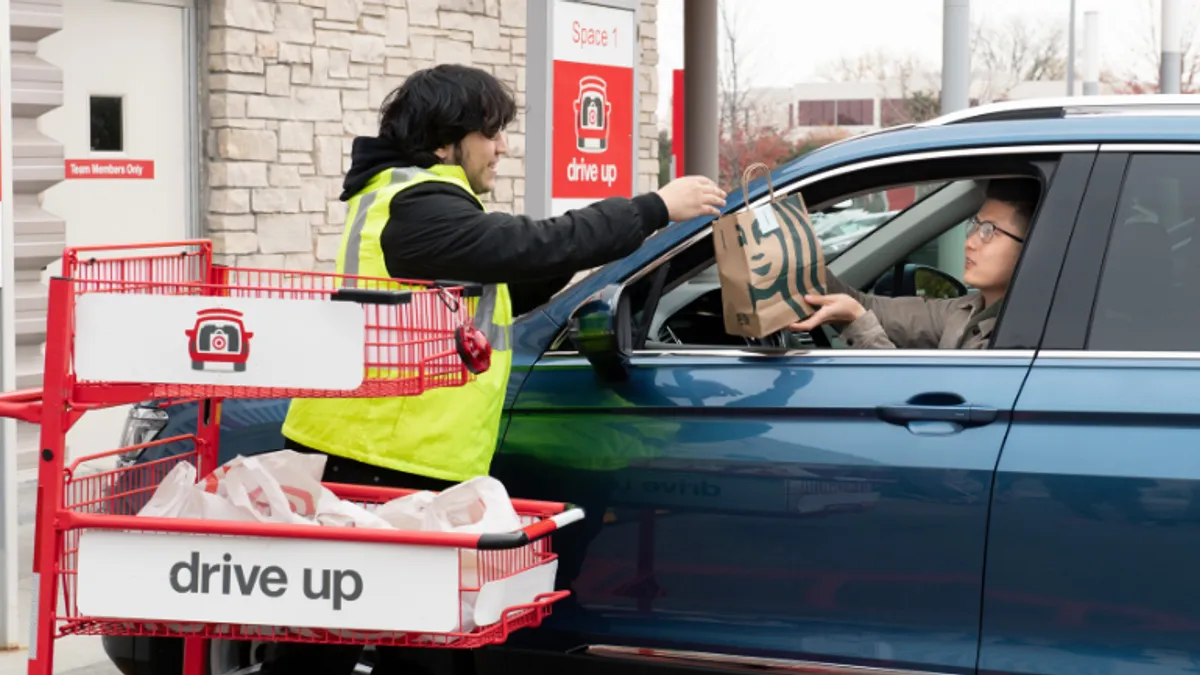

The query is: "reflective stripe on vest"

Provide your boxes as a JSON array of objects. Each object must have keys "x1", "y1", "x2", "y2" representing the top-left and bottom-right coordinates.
[
  {"x1": 280, "y1": 164, "x2": 514, "y2": 483},
  {"x1": 340, "y1": 167, "x2": 421, "y2": 284},
  {"x1": 337, "y1": 167, "x2": 511, "y2": 351}
]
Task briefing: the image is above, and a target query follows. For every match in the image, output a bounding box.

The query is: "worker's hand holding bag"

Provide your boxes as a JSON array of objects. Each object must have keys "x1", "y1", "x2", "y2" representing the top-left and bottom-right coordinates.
[{"x1": 713, "y1": 163, "x2": 828, "y2": 339}]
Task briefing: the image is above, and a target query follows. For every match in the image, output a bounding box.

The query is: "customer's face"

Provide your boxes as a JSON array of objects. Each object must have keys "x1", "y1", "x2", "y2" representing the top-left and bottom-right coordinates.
[
  {"x1": 963, "y1": 198, "x2": 1026, "y2": 296},
  {"x1": 456, "y1": 130, "x2": 508, "y2": 195}
]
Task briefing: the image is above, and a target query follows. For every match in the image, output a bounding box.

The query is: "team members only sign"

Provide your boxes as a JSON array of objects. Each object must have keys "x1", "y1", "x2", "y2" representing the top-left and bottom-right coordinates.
[{"x1": 550, "y1": 1, "x2": 636, "y2": 216}]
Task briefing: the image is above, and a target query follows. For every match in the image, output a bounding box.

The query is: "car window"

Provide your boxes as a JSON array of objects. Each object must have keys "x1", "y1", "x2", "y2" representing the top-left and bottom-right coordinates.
[
  {"x1": 1087, "y1": 153, "x2": 1200, "y2": 351},
  {"x1": 552, "y1": 184, "x2": 941, "y2": 303},
  {"x1": 638, "y1": 180, "x2": 964, "y2": 348}
]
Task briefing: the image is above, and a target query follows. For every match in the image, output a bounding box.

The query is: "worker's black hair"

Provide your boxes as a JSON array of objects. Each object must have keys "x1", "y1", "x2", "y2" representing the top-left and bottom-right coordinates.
[
  {"x1": 985, "y1": 177, "x2": 1041, "y2": 230},
  {"x1": 378, "y1": 64, "x2": 517, "y2": 168}
]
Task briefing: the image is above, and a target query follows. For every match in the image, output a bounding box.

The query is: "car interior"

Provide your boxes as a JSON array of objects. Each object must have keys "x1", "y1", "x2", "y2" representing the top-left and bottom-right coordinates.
[
  {"x1": 1088, "y1": 156, "x2": 1194, "y2": 351},
  {"x1": 604, "y1": 164, "x2": 1048, "y2": 354}
]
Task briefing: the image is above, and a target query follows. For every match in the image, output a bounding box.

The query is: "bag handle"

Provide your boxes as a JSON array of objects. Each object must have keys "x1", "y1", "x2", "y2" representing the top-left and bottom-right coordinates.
[{"x1": 741, "y1": 162, "x2": 776, "y2": 203}]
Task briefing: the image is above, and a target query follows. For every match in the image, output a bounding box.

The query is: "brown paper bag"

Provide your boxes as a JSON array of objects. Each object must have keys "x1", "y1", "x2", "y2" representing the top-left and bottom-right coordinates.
[{"x1": 714, "y1": 163, "x2": 828, "y2": 338}]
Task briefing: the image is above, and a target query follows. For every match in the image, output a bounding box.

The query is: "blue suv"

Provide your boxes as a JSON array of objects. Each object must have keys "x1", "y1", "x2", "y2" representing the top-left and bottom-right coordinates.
[{"x1": 103, "y1": 96, "x2": 1200, "y2": 675}]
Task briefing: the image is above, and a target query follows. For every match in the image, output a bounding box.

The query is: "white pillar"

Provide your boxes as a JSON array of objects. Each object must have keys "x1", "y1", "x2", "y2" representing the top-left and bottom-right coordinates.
[
  {"x1": 940, "y1": 0, "x2": 971, "y2": 114},
  {"x1": 1161, "y1": 0, "x2": 1183, "y2": 94},
  {"x1": 940, "y1": 0, "x2": 970, "y2": 275},
  {"x1": 1067, "y1": 0, "x2": 1077, "y2": 95},
  {"x1": 1083, "y1": 11, "x2": 1100, "y2": 95}
]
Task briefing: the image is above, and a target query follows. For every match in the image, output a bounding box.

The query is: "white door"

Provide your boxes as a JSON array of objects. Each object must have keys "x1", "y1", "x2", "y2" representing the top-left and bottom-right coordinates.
[{"x1": 38, "y1": 0, "x2": 196, "y2": 461}]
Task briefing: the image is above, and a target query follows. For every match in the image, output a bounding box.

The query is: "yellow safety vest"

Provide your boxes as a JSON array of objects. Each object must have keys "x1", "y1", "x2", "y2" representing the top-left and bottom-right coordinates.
[{"x1": 281, "y1": 165, "x2": 514, "y2": 482}]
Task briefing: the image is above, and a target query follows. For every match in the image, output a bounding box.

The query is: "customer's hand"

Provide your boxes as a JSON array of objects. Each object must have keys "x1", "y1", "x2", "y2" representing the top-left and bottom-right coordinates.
[
  {"x1": 656, "y1": 176, "x2": 727, "y2": 221},
  {"x1": 788, "y1": 293, "x2": 866, "y2": 332}
]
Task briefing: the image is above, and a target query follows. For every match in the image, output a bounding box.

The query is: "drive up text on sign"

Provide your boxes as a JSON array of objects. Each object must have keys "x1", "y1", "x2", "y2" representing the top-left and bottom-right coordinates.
[{"x1": 550, "y1": 1, "x2": 636, "y2": 216}]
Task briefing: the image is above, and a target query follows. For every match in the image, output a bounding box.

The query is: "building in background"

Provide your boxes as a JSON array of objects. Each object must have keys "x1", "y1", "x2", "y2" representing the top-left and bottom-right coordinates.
[
  {"x1": 10, "y1": 0, "x2": 662, "y2": 466},
  {"x1": 750, "y1": 78, "x2": 1119, "y2": 139}
]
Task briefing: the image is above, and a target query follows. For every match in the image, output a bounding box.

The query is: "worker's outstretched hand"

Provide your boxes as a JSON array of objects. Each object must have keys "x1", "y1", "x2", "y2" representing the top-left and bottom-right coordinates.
[{"x1": 656, "y1": 176, "x2": 727, "y2": 222}]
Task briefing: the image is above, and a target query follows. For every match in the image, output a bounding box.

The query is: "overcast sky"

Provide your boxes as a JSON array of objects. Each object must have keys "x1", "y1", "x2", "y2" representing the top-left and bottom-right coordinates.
[{"x1": 654, "y1": 0, "x2": 1197, "y2": 122}]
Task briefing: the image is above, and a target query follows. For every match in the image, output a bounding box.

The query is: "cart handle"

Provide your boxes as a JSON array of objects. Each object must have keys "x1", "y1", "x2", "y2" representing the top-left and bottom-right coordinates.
[
  {"x1": 330, "y1": 288, "x2": 413, "y2": 306},
  {"x1": 325, "y1": 482, "x2": 574, "y2": 517},
  {"x1": 477, "y1": 507, "x2": 586, "y2": 550},
  {"x1": 63, "y1": 506, "x2": 587, "y2": 550},
  {"x1": 501, "y1": 590, "x2": 570, "y2": 623},
  {"x1": 0, "y1": 388, "x2": 43, "y2": 424}
]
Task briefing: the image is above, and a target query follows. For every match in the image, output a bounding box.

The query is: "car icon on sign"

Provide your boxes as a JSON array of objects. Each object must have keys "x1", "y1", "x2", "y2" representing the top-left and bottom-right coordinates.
[{"x1": 186, "y1": 308, "x2": 253, "y2": 372}]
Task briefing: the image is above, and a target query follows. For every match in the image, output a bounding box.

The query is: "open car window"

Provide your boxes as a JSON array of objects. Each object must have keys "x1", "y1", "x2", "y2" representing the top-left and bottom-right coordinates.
[
  {"x1": 549, "y1": 183, "x2": 943, "y2": 302},
  {"x1": 633, "y1": 180, "x2": 955, "y2": 348}
]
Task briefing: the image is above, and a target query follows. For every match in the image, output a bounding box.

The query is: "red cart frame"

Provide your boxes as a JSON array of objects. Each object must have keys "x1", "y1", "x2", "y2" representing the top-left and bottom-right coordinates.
[{"x1": 0, "y1": 240, "x2": 582, "y2": 675}]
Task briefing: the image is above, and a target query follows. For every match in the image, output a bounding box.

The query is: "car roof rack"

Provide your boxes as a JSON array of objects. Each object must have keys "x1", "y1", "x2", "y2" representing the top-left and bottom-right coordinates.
[{"x1": 921, "y1": 95, "x2": 1200, "y2": 126}]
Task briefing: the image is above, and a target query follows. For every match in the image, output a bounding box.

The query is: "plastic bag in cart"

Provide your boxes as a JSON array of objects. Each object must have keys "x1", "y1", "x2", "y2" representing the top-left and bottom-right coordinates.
[
  {"x1": 137, "y1": 462, "x2": 254, "y2": 523},
  {"x1": 139, "y1": 452, "x2": 393, "y2": 528},
  {"x1": 136, "y1": 452, "x2": 535, "y2": 633},
  {"x1": 200, "y1": 451, "x2": 394, "y2": 528}
]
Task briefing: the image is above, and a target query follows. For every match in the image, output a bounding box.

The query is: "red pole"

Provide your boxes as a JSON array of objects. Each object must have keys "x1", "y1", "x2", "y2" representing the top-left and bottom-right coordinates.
[
  {"x1": 27, "y1": 279, "x2": 71, "y2": 675},
  {"x1": 672, "y1": 69, "x2": 685, "y2": 179}
]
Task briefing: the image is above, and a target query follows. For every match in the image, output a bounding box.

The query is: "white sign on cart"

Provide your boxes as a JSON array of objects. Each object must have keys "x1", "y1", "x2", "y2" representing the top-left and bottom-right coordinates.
[
  {"x1": 73, "y1": 293, "x2": 366, "y2": 390},
  {"x1": 76, "y1": 530, "x2": 466, "y2": 633},
  {"x1": 75, "y1": 529, "x2": 560, "y2": 633}
]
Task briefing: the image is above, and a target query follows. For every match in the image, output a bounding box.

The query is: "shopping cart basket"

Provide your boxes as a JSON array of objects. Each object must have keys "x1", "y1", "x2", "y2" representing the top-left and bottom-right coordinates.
[{"x1": 0, "y1": 240, "x2": 583, "y2": 675}]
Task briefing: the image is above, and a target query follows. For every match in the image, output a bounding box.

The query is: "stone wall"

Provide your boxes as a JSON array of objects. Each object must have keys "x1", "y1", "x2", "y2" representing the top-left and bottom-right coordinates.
[
  {"x1": 12, "y1": 0, "x2": 67, "y2": 467},
  {"x1": 206, "y1": 0, "x2": 660, "y2": 271}
]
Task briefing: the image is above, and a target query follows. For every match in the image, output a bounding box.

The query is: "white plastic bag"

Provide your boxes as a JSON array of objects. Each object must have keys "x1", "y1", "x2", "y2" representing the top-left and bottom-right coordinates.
[
  {"x1": 420, "y1": 476, "x2": 522, "y2": 534},
  {"x1": 216, "y1": 456, "x2": 316, "y2": 525},
  {"x1": 203, "y1": 451, "x2": 394, "y2": 528},
  {"x1": 136, "y1": 454, "x2": 536, "y2": 635},
  {"x1": 428, "y1": 476, "x2": 525, "y2": 624},
  {"x1": 314, "y1": 490, "x2": 393, "y2": 529},
  {"x1": 373, "y1": 490, "x2": 437, "y2": 530},
  {"x1": 201, "y1": 450, "x2": 325, "y2": 516},
  {"x1": 137, "y1": 462, "x2": 254, "y2": 523}
]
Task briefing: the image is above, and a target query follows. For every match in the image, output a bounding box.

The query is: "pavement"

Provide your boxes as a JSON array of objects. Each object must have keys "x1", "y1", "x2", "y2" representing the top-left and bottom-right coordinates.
[{"x1": 0, "y1": 475, "x2": 122, "y2": 675}]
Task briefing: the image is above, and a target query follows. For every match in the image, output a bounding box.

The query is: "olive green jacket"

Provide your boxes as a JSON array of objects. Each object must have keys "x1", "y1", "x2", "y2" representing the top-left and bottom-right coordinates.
[{"x1": 825, "y1": 274, "x2": 1000, "y2": 350}]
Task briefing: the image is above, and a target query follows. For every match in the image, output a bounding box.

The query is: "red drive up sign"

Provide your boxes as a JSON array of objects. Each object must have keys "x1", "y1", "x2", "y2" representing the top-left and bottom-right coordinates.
[{"x1": 550, "y1": 1, "x2": 636, "y2": 216}]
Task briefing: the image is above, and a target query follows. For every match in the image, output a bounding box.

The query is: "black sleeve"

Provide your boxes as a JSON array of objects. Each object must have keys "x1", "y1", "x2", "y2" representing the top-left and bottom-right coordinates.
[
  {"x1": 509, "y1": 274, "x2": 574, "y2": 316},
  {"x1": 380, "y1": 182, "x2": 670, "y2": 284}
]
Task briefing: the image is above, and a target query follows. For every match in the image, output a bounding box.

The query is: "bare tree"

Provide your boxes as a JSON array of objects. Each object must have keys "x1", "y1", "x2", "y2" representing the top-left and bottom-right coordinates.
[
  {"x1": 815, "y1": 48, "x2": 932, "y2": 85},
  {"x1": 815, "y1": 48, "x2": 941, "y2": 96},
  {"x1": 1121, "y1": 0, "x2": 1200, "y2": 91},
  {"x1": 814, "y1": 49, "x2": 941, "y2": 124},
  {"x1": 971, "y1": 16, "x2": 1066, "y2": 103},
  {"x1": 717, "y1": 0, "x2": 756, "y2": 140}
]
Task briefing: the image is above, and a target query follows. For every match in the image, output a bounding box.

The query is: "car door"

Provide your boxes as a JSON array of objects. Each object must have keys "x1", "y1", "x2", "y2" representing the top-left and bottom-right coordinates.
[
  {"x1": 493, "y1": 148, "x2": 1095, "y2": 674},
  {"x1": 980, "y1": 148, "x2": 1200, "y2": 675}
]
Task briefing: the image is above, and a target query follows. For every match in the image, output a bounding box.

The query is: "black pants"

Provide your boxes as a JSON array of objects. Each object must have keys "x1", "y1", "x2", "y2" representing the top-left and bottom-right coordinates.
[{"x1": 257, "y1": 438, "x2": 476, "y2": 675}]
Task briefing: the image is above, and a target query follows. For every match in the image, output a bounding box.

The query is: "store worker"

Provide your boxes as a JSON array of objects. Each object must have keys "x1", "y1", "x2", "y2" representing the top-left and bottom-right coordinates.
[{"x1": 264, "y1": 64, "x2": 726, "y2": 675}]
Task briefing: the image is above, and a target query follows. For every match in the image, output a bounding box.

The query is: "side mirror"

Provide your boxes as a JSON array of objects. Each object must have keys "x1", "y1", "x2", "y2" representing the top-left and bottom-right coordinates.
[
  {"x1": 567, "y1": 283, "x2": 632, "y2": 382},
  {"x1": 872, "y1": 264, "x2": 968, "y2": 299}
]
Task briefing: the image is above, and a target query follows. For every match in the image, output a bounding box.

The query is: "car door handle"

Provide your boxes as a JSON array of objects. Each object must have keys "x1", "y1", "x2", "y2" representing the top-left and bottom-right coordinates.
[{"x1": 876, "y1": 404, "x2": 998, "y2": 428}]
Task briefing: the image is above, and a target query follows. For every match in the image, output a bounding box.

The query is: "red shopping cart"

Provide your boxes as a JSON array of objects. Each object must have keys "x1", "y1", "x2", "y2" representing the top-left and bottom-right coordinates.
[{"x1": 0, "y1": 240, "x2": 582, "y2": 675}]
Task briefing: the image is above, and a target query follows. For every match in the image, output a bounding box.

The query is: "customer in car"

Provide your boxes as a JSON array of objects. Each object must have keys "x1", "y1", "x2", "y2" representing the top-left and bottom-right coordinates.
[{"x1": 789, "y1": 178, "x2": 1039, "y2": 349}]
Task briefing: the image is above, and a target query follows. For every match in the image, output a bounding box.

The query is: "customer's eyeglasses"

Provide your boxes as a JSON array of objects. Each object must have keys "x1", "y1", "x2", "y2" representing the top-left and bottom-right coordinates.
[{"x1": 967, "y1": 216, "x2": 1025, "y2": 244}]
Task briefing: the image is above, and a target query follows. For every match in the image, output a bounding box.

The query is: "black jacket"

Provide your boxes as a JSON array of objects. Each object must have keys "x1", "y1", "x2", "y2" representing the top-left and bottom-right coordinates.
[{"x1": 341, "y1": 136, "x2": 671, "y2": 316}]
